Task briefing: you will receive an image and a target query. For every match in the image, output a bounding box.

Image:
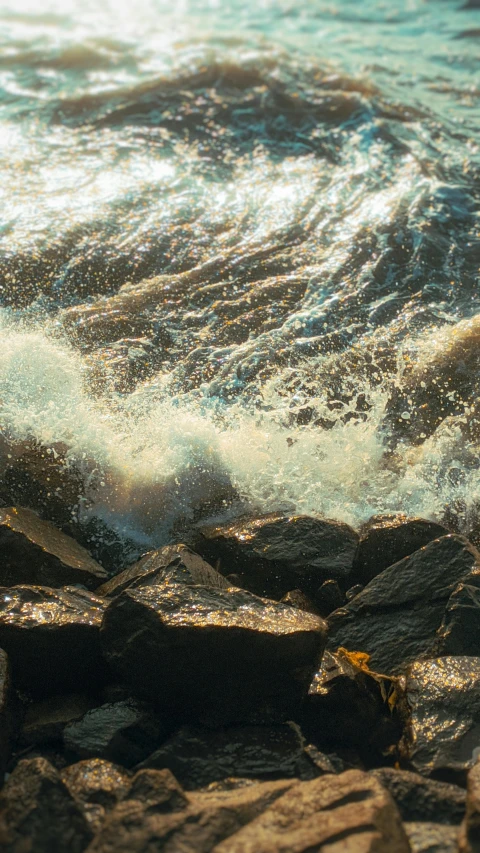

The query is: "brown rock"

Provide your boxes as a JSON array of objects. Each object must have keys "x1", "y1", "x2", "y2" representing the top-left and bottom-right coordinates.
[
  {"x1": 405, "y1": 822, "x2": 459, "y2": 853},
  {"x1": 62, "y1": 759, "x2": 131, "y2": 809},
  {"x1": 459, "y1": 759, "x2": 480, "y2": 852},
  {"x1": 372, "y1": 767, "x2": 466, "y2": 824}
]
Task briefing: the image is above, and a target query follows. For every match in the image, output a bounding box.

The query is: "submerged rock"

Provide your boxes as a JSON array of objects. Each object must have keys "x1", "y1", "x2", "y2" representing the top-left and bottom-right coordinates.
[
  {"x1": 372, "y1": 767, "x2": 466, "y2": 824},
  {"x1": 0, "y1": 757, "x2": 93, "y2": 852},
  {"x1": 435, "y1": 580, "x2": 480, "y2": 656},
  {"x1": 0, "y1": 506, "x2": 107, "y2": 589},
  {"x1": 459, "y1": 759, "x2": 480, "y2": 852},
  {"x1": 0, "y1": 649, "x2": 11, "y2": 782},
  {"x1": 328, "y1": 534, "x2": 480, "y2": 674},
  {"x1": 0, "y1": 585, "x2": 107, "y2": 696},
  {"x1": 404, "y1": 822, "x2": 459, "y2": 853},
  {"x1": 353, "y1": 515, "x2": 448, "y2": 586},
  {"x1": 97, "y1": 543, "x2": 228, "y2": 598},
  {"x1": 400, "y1": 656, "x2": 480, "y2": 781},
  {"x1": 101, "y1": 583, "x2": 327, "y2": 723},
  {"x1": 193, "y1": 512, "x2": 359, "y2": 597}
]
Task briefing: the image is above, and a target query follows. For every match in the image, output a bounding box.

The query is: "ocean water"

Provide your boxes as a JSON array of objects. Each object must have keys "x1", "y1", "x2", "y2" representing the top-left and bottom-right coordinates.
[{"x1": 0, "y1": 0, "x2": 479, "y2": 554}]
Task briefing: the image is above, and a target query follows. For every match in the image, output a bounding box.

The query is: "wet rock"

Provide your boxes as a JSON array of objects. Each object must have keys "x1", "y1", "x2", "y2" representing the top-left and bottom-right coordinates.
[
  {"x1": 0, "y1": 506, "x2": 107, "y2": 589},
  {"x1": 459, "y1": 759, "x2": 480, "y2": 852},
  {"x1": 435, "y1": 580, "x2": 480, "y2": 656},
  {"x1": 372, "y1": 767, "x2": 466, "y2": 824},
  {"x1": 63, "y1": 698, "x2": 168, "y2": 768},
  {"x1": 404, "y1": 822, "x2": 459, "y2": 853},
  {"x1": 21, "y1": 693, "x2": 94, "y2": 745},
  {"x1": 61, "y1": 758, "x2": 131, "y2": 808},
  {"x1": 0, "y1": 585, "x2": 107, "y2": 696},
  {"x1": 400, "y1": 656, "x2": 480, "y2": 781},
  {"x1": 314, "y1": 578, "x2": 344, "y2": 616},
  {"x1": 345, "y1": 583, "x2": 363, "y2": 600},
  {"x1": 0, "y1": 756, "x2": 93, "y2": 852},
  {"x1": 97, "y1": 543, "x2": 228, "y2": 597},
  {"x1": 193, "y1": 512, "x2": 359, "y2": 597},
  {"x1": 280, "y1": 589, "x2": 319, "y2": 615},
  {"x1": 101, "y1": 583, "x2": 327, "y2": 723},
  {"x1": 353, "y1": 515, "x2": 448, "y2": 586},
  {"x1": 0, "y1": 649, "x2": 11, "y2": 782},
  {"x1": 213, "y1": 769, "x2": 411, "y2": 853},
  {"x1": 138, "y1": 724, "x2": 325, "y2": 789},
  {"x1": 328, "y1": 534, "x2": 480, "y2": 674},
  {"x1": 301, "y1": 649, "x2": 399, "y2": 760}
]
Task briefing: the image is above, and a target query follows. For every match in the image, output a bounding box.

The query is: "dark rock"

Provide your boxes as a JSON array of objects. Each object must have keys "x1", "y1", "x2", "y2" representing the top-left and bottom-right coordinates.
[
  {"x1": 314, "y1": 578, "x2": 344, "y2": 616},
  {"x1": 328, "y1": 535, "x2": 480, "y2": 674},
  {"x1": 346, "y1": 583, "x2": 364, "y2": 600},
  {"x1": 0, "y1": 506, "x2": 107, "y2": 589},
  {"x1": 400, "y1": 656, "x2": 480, "y2": 781},
  {"x1": 404, "y1": 822, "x2": 459, "y2": 853},
  {"x1": 0, "y1": 649, "x2": 12, "y2": 782},
  {"x1": 0, "y1": 585, "x2": 108, "y2": 696},
  {"x1": 280, "y1": 589, "x2": 319, "y2": 615},
  {"x1": 101, "y1": 583, "x2": 327, "y2": 724},
  {"x1": 353, "y1": 515, "x2": 448, "y2": 586},
  {"x1": 301, "y1": 650, "x2": 399, "y2": 761},
  {"x1": 372, "y1": 767, "x2": 466, "y2": 824},
  {"x1": 435, "y1": 580, "x2": 480, "y2": 655},
  {"x1": 126, "y1": 767, "x2": 188, "y2": 812},
  {"x1": 138, "y1": 724, "x2": 327, "y2": 789},
  {"x1": 192, "y1": 512, "x2": 359, "y2": 597},
  {"x1": 0, "y1": 757, "x2": 93, "y2": 852},
  {"x1": 459, "y1": 759, "x2": 480, "y2": 852},
  {"x1": 21, "y1": 693, "x2": 94, "y2": 745},
  {"x1": 97, "y1": 543, "x2": 229, "y2": 598},
  {"x1": 63, "y1": 698, "x2": 168, "y2": 768},
  {"x1": 212, "y1": 769, "x2": 411, "y2": 853}
]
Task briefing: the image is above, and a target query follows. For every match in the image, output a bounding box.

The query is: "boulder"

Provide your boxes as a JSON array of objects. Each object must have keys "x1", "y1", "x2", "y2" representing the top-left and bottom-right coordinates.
[
  {"x1": 97, "y1": 544, "x2": 228, "y2": 598},
  {"x1": 404, "y1": 822, "x2": 459, "y2": 853},
  {"x1": 314, "y1": 579, "x2": 344, "y2": 616},
  {"x1": 63, "y1": 698, "x2": 169, "y2": 768},
  {"x1": 280, "y1": 589, "x2": 320, "y2": 615},
  {"x1": 126, "y1": 767, "x2": 188, "y2": 812},
  {"x1": 353, "y1": 515, "x2": 448, "y2": 585},
  {"x1": 328, "y1": 535, "x2": 480, "y2": 674},
  {"x1": 21, "y1": 693, "x2": 94, "y2": 745},
  {"x1": 101, "y1": 583, "x2": 327, "y2": 724},
  {"x1": 435, "y1": 580, "x2": 480, "y2": 655},
  {"x1": 400, "y1": 656, "x2": 480, "y2": 781},
  {"x1": 459, "y1": 759, "x2": 480, "y2": 852},
  {"x1": 0, "y1": 649, "x2": 12, "y2": 782},
  {"x1": 372, "y1": 767, "x2": 466, "y2": 824},
  {"x1": 192, "y1": 513, "x2": 359, "y2": 597},
  {"x1": 0, "y1": 506, "x2": 107, "y2": 589},
  {"x1": 0, "y1": 585, "x2": 107, "y2": 696},
  {"x1": 138, "y1": 724, "x2": 325, "y2": 789},
  {"x1": 61, "y1": 759, "x2": 131, "y2": 809},
  {"x1": 0, "y1": 757, "x2": 93, "y2": 852}
]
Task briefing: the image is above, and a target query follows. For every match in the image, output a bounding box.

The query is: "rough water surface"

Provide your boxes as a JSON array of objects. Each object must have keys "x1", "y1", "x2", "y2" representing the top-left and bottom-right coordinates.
[{"x1": 0, "y1": 0, "x2": 479, "y2": 554}]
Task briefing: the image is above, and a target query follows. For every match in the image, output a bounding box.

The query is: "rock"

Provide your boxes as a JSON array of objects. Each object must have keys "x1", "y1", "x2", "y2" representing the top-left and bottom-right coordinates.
[
  {"x1": 193, "y1": 513, "x2": 359, "y2": 597},
  {"x1": 63, "y1": 698, "x2": 168, "y2": 768},
  {"x1": 301, "y1": 650, "x2": 399, "y2": 761},
  {"x1": 404, "y1": 822, "x2": 459, "y2": 853},
  {"x1": 372, "y1": 767, "x2": 466, "y2": 824},
  {"x1": 101, "y1": 583, "x2": 327, "y2": 724},
  {"x1": 0, "y1": 506, "x2": 107, "y2": 589},
  {"x1": 97, "y1": 543, "x2": 229, "y2": 598},
  {"x1": 21, "y1": 693, "x2": 95, "y2": 745},
  {"x1": 280, "y1": 589, "x2": 319, "y2": 615},
  {"x1": 435, "y1": 580, "x2": 480, "y2": 655},
  {"x1": 459, "y1": 759, "x2": 480, "y2": 852},
  {"x1": 353, "y1": 515, "x2": 448, "y2": 586},
  {"x1": 0, "y1": 756, "x2": 93, "y2": 852},
  {"x1": 400, "y1": 656, "x2": 480, "y2": 781},
  {"x1": 213, "y1": 769, "x2": 411, "y2": 853},
  {"x1": 328, "y1": 535, "x2": 480, "y2": 674},
  {"x1": 345, "y1": 583, "x2": 363, "y2": 600},
  {"x1": 126, "y1": 767, "x2": 188, "y2": 811},
  {"x1": 0, "y1": 585, "x2": 108, "y2": 696},
  {"x1": 314, "y1": 579, "x2": 344, "y2": 616},
  {"x1": 61, "y1": 758, "x2": 131, "y2": 808},
  {"x1": 138, "y1": 724, "x2": 325, "y2": 789},
  {"x1": 0, "y1": 649, "x2": 12, "y2": 782}
]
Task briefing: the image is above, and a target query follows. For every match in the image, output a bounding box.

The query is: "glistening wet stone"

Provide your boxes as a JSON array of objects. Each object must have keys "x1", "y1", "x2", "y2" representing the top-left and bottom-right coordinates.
[
  {"x1": 193, "y1": 513, "x2": 359, "y2": 598},
  {"x1": 101, "y1": 582, "x2": 327, "y2": 724},
  {"x1": 0, "y1": 506, "x2": 108, "y2": 589},
  {"x1": 0, "y1": 585, "x2": 107, "y2": 696},
  {"x1": 435, "y1": 579, "x2": 480, "y2": 656},
  {"x1": 328, "y1": 535, "x2": 480, "y2": 674},
  {"x1": 371, "y1": 767, "x2": 466, "y2": 824}
]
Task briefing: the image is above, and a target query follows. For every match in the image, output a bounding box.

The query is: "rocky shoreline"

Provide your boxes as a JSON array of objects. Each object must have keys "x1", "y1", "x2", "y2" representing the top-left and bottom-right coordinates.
[{"x1": 1, "y1": 506, "x2": 480, "y2": 851}]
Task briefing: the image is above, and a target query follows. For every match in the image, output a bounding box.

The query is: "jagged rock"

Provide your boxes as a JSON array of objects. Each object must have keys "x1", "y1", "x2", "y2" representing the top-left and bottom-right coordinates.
[
  {"x1": 345, "y1": 583, "x2": 363, "y2": 600},
  {"x1": 301, "y1": 650, "x2": 399, "y2": 760},
  {"x1": 0, "y1": 585, "x2": 107, "y2": 696},
  {"x1": 126, "y1": 768, "x2": 188, "y2": 811},
  {"x1": 101, "y1": 583, "x2": 326, "y2": 724},
  {"x1": 0, "y1": 506, "x2": 107, "y2": 589},
  {"x1": 63, "y1": 698, "x2": 169, "y2": 768},
  {"x1": 328, "y1": 535, "x2": 480, "y2": 674},
  {"x1": 0, "y1": 649, "x2": 11, "y2": 782},
  {"x1": 192, "y1": 513, "x2": 359, "y2": 597},
  {"x1": 400, "y1": 656, "x2": 480, "y2": 781},
  {"x1": 61, "y1": 759, "x2": 131, "y2": 808},
  {"x1": 212, "y1": 769, "x2": 411, "y2": 852},
  {"x1": 138, "y1": 724, "x2": 326, "y2": 789},
  {"x1": 372, "y1": 767, "x2": 466, "y2": 824},
  {"x1": 0, "y1": 757, "x2": 93, "y2": 852},
  {"x1": 280, "y1": 589, "x2": 319, "y2": 615},
  {"x1": 405, "y1": 822, "x2": 459, "y2": 853},
  {"x1": 459, "y1": 759, "x2": 480, "y2": 852},
  {"x1": 435, "y1": 580, "x2": 480, "y2": 655},
  {"x1": 353, "y1": 515, "x2": 448, "y2": 585},
  {"x1": 314, "y1": 579, "x2": 344, "y2": 616},
  {"x1": 21, "y1": 693, "x2": 95, "y2": 745},
  {"x1": 97, "y1": 544, "x2": 229, "y2": 598}
]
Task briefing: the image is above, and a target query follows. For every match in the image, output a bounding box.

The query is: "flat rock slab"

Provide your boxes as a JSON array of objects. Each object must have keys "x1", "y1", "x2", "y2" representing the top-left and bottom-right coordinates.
[
  {"x1": 101, "y1": 583, "x2": 327, "y2": 724},
  {"x1": 0, "y1": 506, "x2": 107, "y2": 589},
  {"x1": 193, "y1": 513, "x2": 359, "y2": 597},
  {"x1": 0, "y1": 757, "x2": 93, "y2": 853},
  {"x1": 0, "y1": 584, "x2": 107, "y2": 696},
  {"x1": 400, "y1": 656, "x2": 480, "y2": 780},
  {"x1": 404, "y1": 822, "x2": 459, "y2": 853},
  {"x1": 97, "y1": 544, "x2": 228, "y2": 598},
  {"x1": 372, "y1": 767, "x2": 466, "y2": 824},
  {"x1": 353, "y1": 515, "x2": 448, "y2": 585},
  {"x1": 328, "y1": 534, "x2": 480, "y2": 674}
]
